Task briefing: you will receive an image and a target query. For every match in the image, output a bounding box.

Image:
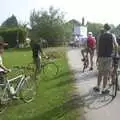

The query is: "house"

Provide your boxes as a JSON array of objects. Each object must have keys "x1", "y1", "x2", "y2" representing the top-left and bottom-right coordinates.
[{"x1": 68, "y1": 19, "x2": 87, "y2": 37}]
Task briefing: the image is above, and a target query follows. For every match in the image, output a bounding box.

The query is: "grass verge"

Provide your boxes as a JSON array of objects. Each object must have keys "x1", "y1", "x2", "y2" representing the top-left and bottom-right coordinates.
[{"x1": 0, "y1": 47, "x2": 79, "y2": 120}]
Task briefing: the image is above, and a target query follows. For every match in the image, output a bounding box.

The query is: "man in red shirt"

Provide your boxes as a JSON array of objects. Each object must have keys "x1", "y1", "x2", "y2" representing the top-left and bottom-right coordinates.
[{"x1": 87, "y1": 32, "x2": 96, "y2": 70}]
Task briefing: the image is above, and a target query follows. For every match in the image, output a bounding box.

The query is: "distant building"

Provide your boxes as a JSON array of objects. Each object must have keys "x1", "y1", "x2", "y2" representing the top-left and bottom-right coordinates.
[{"x1": 68, "y1": 19, "x2": 87, "y2": 37}]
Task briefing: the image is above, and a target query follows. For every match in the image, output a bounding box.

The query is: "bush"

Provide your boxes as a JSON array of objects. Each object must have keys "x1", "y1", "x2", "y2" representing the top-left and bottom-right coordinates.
[{"x1": 0, "y1": 27, "x2": 26, "y2": 48}]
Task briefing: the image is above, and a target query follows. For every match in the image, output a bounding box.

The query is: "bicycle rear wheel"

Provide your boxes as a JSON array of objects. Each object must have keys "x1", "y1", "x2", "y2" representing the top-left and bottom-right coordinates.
[
  {"x1": 41, "y1": 62, "x2": 58, "y2": 78},
  {"x1": 111, "y1": 72, "x2": 118, "y2": 98},
  {"x1": 20, "y1": 75, "x2": 36, "y2": 103}
]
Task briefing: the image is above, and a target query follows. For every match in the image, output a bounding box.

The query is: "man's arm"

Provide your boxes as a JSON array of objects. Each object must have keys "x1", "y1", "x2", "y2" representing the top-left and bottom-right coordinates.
[
  {"x1": 112, "y1": 34, "x2": 118, "y2": 54},
  {"x1": 39, "y1": 44, "x2": 43, "y2": 55},
  {"x1": 96, "y1": 35, "x2": 100, "y2": 55}
]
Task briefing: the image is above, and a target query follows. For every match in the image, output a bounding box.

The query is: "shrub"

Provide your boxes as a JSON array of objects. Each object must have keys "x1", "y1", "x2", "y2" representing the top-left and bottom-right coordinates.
[{"x1": 0, "y1": 27, "x2": 26, "y2": 48}]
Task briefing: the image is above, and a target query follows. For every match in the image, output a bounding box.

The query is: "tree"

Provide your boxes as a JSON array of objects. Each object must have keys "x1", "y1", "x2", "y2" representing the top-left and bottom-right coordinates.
[
  {"x1": 30, "y1": 6, "x2": 71, "y2": 46},
  {"x1": 1, "y1": 14, "x2": 18, "y2": 27},
  {"x1": 87, "y1": 22, "x2": 103, "y2": 38},
  {"x1": 111, "y1": 24, "x2": 120, "y2": 37}
]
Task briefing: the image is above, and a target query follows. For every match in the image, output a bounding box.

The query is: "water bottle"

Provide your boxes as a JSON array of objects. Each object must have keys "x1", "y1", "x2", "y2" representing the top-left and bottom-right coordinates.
[{"x1": 10, "y1": 86, "x2": 15, "y2": 95}]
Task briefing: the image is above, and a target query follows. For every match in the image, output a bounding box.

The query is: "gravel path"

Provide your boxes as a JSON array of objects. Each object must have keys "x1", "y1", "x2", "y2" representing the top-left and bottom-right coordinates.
[{"x1": 67, "y1": 48, "x2": 120, "y2": 120}]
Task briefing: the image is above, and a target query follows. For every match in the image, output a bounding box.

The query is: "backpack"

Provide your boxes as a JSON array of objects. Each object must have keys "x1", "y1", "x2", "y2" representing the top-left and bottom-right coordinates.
[{"x1": 87, "y1": 36, "x2": 96, "y2": 49}]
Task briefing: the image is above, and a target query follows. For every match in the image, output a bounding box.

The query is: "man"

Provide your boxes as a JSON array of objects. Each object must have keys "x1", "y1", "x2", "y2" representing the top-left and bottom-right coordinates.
[
  {"x1": 94, "y1": 24, "x2": 118, "y2": 94},
  {"x1": 31, "y1": 39, "x2": 43, "y2": 71},
  {"x1": 96, "y1": 29, "x2": 104, "y2": 64},
  {"x1": 81, "y1": 32, "x2": 96, "y2": 70}
]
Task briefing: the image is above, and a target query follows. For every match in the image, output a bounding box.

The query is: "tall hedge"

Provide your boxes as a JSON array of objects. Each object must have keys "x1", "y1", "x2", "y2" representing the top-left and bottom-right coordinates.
[{"x1": 0, "y1": 28, "x2": 26, "y2": 48}]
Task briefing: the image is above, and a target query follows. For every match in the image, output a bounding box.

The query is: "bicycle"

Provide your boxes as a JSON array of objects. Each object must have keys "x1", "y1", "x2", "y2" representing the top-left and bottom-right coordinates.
[
  {"x1": 107, "y1": 55, "x2": 120, "y2": 98},
  {"x1": 83, "y1": 54, "x2": 89, "y2": 72},
  {"x1": 0, "y1": 65, "x2": 36, "y2": 114},
  {"x1": 30, "y1": 56, "x2": 59, "y2": 79}
]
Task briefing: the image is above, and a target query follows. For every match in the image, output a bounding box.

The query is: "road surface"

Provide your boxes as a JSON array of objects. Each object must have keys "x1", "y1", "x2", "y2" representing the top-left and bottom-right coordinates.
[{"x1": 67, "y1": 48, "x2": 120, "y2": 120}]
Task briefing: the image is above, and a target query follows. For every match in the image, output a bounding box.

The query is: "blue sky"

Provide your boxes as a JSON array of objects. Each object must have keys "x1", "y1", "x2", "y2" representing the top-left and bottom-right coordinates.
[{"x1": 0, "y1": 0, "x2": 120, "y2": 25}]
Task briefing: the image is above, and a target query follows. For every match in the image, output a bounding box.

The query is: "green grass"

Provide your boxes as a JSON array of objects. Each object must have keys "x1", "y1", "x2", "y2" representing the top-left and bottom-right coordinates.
[{"x1": 0, "y1": 47, "x2": 79, "y2": 120}]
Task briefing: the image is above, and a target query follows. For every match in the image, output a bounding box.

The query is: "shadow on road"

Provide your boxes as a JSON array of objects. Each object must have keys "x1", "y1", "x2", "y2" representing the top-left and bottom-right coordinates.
[
  {"x1": 75, "y1": 70, "x2": 98, "y2": 83},
  {"x1": 80, "y1": 88, "x2": 114, "y2": 110}
]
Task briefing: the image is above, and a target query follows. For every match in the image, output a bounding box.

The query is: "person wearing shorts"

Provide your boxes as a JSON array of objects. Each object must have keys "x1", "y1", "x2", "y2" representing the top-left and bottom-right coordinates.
[
  {"x1": 94, "y1": 24, "x2": 118, "y2": 94},
  {"x1": 81, "y1": 32, "x2": 96, "y2": 70}
]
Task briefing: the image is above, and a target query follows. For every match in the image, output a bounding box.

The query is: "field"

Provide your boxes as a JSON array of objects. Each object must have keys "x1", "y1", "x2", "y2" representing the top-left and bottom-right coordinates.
[{"x1": 0, "y1": 47, "x2": 79, "y2": 120}]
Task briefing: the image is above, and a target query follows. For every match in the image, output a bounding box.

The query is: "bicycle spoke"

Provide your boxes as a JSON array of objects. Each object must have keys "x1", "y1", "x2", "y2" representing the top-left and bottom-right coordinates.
[
  {"x1": 41, "y1": 62, "x2": 58, "y2": 78},
  {"x1": 20, "y1": 75, "x2": 36, "y2": 103}
]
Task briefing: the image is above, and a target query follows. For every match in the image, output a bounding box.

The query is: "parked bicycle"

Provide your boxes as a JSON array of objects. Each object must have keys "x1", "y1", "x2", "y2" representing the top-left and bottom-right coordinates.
[
  {"x1": 0, "y1": 65, "x2": 36, "y2": 114},
  {"x1": 82, "y1": 54, "x2": 89, "y2": 72},
  {"x1": 30, "y1": 56, "x2": 59, "y2": 79},
  {"x1": 107, "y1": 55, "x2": 120, "y2": 98}
]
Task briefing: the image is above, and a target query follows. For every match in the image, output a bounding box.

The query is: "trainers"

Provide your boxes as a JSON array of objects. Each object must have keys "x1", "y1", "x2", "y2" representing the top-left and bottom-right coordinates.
[
  {"x1": 93, "y1": 87, "x2": 100, "y2": 92},
  {"x1": 102, "y1": 89, "x2": 110, "y2": 94},
  {"x1": 89, "y1": 67, "x2": 93, "y2": 71}
]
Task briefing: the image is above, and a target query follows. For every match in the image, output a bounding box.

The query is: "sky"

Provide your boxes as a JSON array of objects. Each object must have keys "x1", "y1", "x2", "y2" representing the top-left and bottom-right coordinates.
[{"x1": 0, "y1": 0, "x2": 120, "y2": 26}]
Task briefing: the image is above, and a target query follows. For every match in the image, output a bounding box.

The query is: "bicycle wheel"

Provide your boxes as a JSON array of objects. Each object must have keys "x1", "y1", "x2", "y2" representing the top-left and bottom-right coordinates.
[
  {"x1": 41, "y1": 62, "x2": 58, "y2": 78},
  {"x1": 20, "y1": 75, "x2": 36, "y2": 103},
  {"x1": 0, "y1": 88, "x2": 9, "y2": 114},
  {"x1": 111, "y1": 72, "x2": 118, "y2": 98},
  {"x1": 83, "y1": 59, "x2": 89, "y2": 72}
]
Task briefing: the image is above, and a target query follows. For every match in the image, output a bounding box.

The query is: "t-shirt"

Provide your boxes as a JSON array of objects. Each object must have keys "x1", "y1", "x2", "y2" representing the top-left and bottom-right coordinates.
[
  {"x1": 98, "y1": 31, "x2": 117, "y2": 57},
  {"x1": 32, "y1": 43, "x2": 41, "y2": 58},
  {"x1": 87, "y1": 36, "x2": 96, "y2": 49},
  {"x1": 98, "y1": 33, "x2": 113, "y2": 57},
  {"x1": 0, "y1": 56, "x2": 4, "y2": 72}
]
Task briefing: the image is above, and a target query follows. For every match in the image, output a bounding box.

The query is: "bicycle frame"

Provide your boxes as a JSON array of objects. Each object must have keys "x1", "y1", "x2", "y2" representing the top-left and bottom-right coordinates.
[{"x1": 0, "y1": 74, "x2": 25, "y2": 99}]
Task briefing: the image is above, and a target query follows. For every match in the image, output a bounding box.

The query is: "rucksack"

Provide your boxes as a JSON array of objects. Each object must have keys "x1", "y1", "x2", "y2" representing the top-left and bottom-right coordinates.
[{"x1": 87, "y1": 36, "x2": 96, "y2": 49}]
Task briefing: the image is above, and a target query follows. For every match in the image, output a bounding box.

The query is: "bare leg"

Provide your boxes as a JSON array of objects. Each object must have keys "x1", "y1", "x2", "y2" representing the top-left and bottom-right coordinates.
[
  {"x1": 103, "y1": 73, "x2": 109, "y2": 89},
  {"x1": 81, "y1": 49, "x2": 85, "y2": 59},
  {"x1": 98, "y1": 71, "x2": 102, "y2": 88},
  {"x1": 90, "y1": 54, "x2": 94, "y2": 68}
]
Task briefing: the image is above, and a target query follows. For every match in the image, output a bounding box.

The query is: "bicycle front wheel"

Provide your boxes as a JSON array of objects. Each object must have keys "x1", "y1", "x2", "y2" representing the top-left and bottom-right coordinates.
[
  {"x1": 41, "y1": 62, "x2": 58, "y2": 78},
  {"x1": 20, "y1": 75, "x2": 36, "y2": 103}
]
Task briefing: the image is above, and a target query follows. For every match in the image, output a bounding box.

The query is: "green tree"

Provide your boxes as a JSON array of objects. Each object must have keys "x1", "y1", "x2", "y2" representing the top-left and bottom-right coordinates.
[
  {"x1": 87, "y1": 22, "x2": 103, "y2": 37},
  {"x1": 111, "y1": 24, "x2": 120, "y2": 37},
  {"x1": 30, "y1": 6, "x2": 71, "y2": 46},
  {"x1": 1, "y1": 14, "x2": 18, "y2": 27}
]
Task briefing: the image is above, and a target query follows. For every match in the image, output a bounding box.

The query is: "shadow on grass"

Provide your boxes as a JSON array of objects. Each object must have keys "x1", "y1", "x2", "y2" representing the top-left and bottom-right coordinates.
[
  {"x1": 43, "y1": 71, "x2": 71, "y2": 81},
  {"x1": 23, "y1": 94, "x2": 83, "y2": 120}
]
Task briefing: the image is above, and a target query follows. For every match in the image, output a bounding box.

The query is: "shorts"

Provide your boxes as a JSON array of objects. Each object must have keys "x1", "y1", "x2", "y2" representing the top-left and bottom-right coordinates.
[
  {"x1": 87, "y1": 48, "x2": 95, "y2": 56},
  {"x1": 81, "y1": 47, "x2": 95, "y2": 56},
  {"x1": 33, "y1": 57, "x2": 41, "y2": 71},
  {"x1": 98, "y1": 57, "x2": 112, "y2": 75}
]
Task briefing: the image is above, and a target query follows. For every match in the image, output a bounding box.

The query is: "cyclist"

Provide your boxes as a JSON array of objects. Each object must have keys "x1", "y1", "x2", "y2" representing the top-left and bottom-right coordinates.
[
  {"x1": 94, "y1": 24, "x2": 118, "y2": 94},
  {"x1": 81, "y1": 32, "x2": 96, "y2": 70}
]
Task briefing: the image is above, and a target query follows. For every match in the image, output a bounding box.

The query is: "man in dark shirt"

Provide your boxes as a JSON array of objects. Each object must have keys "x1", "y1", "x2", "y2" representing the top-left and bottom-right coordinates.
[
  {"x1": 31, "y1": 40, "x2": 43, "y2": 71},
  {"x1": 94, "y1": 24, "x2": 118, "y2": 94}
]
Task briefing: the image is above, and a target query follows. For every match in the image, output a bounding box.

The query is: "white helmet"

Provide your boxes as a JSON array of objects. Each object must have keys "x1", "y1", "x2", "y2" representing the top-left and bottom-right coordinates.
[{"x1": 88, "y1": 32, "x2": 93, "y2": 35}]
